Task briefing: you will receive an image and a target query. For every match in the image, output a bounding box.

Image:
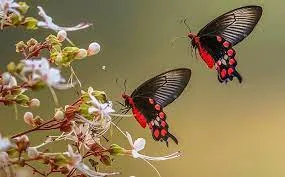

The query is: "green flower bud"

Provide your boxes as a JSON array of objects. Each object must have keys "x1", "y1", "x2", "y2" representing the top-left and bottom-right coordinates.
[
  {"x1": 17, "y1": 2, "x2": 29, "y2": 14},
  {"x1": 109, "y1": 144, "x2": 126, "y2": 156},
  {"x1": 62, "y1": 47, "x2": 79, "y2": 59},
  {"x1": 78, "y1": 104, "x2": 93, "y2": 120},
  {"x1": 7, "y1": 62, "x2": 16, "y2": 73},
  {"x1": 10, "y1": 13, "x2": 22, "y2": 25},
  {"x1": 22, "y1": 17, "x2": 38, "y2": 30},
  {"x1": 16, "y1": 63, "x2": 24, "y2": 73},
  {"x1": 94, "y1": 90, "x2": 108, "y2": 103},
  {"x1": 46, "y1": 34, "x2": 61, "y2": 46},
  {"x1": 15, "y1": 94, "x2": 30, "y2": 107}
]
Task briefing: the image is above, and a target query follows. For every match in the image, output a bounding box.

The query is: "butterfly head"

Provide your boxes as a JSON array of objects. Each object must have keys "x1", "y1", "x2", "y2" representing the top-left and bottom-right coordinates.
[
  {"x1": 122, "y1": 93, "x2": 133, "y2": 107},
  {"x1": 187, "y1": 32, "x2": 196, "y2": 40}
]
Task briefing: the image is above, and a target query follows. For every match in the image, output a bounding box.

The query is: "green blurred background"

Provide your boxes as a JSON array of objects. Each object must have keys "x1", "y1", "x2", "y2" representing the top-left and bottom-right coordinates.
[{"x1": 1, "y1": 0, "x2": 285, "y2": 176}]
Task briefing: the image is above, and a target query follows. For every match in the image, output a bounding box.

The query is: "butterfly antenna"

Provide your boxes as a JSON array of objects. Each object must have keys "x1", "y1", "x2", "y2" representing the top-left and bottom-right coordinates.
[
  {"x1": 182, "y1": 18, "x2": 192, "y2": 32},
  {"x1": 170, "y1": 36, "x2": 188, "y2": 47},
  {"x1": 116, "y1": 78, "x2": 125, "y2": 93},
  {"x1": 123, "y1": 79, "x2": 127, "y2": 93}
]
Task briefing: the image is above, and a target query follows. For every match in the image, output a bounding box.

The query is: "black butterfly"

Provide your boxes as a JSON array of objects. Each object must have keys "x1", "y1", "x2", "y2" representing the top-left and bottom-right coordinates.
[
  {"x1": 122, "y1": 68, "x2": 191, "y2": 146},
  {"x1": 186, "y1": 5, "x2": 262, "y2": 83}
]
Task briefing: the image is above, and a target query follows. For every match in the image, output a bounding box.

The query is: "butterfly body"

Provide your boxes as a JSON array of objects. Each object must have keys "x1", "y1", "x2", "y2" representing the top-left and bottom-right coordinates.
[
  {"x1": 122, "y1": 94, "x2": 147, "y2": 128},
  {"x1": 187, "y1": 5, "x2": 262, "y2": 83},
  {"x1": 122, "y1": 68, "x2": 191, "y2": 146},
  {"x1": 190, "y1": 34, "x2": 216, "y2": 69}
]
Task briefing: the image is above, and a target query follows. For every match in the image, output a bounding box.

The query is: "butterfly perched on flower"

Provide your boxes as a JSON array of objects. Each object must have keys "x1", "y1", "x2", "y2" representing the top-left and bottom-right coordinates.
[
  {"x1": 121, "y1": 68, "x2": 191, "y2": 146},
  {"x1": 186, "y1": 5, "x2": 262, "y2": 83}
]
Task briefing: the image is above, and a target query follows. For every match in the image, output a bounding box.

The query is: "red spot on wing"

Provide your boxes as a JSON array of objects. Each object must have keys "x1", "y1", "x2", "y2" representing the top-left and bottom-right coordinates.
[
  {"x1": 155, "y1": 104, "x2": 161, "y2": 111},
  {"x1": 159, "y1": 112, "x2": 165, "y2": 119},
  {"x1": 216, "y1": 36, "x2": 222, "y2": 42},
  {"x1": 223, "y1": 41, "x2": 230, "y2": 48},
  {"x1": 227, "y1": 49, "x2": 234, "y2": 57},
  {"x1": 161, "y1": 129, "x2": 167, "y2": 136},
  {"x1": 221, "y1": 69, "x2": 227, "y2": 78},
  {"x1": 161, "y1": 121, "x2": 167, "y2": 127},
  {"x1": 149, "y1": 98, "x2": 154, "y2": 104},
  {"x1": 154, "y1": 129, "x2": 160, "y2": 139},
  {"x1": 194, "y1": 37, "x2": 215, "y2": 69},
  {"x1": 229, "y1": 58, "x2": 236, "y2": 65},
  {"x1": 228, "y1": 68, "x2": 234, "y2": 75}
]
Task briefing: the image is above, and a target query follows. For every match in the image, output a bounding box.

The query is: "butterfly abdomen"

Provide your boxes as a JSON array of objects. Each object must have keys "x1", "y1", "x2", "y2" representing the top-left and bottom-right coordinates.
[
  {"x1": 131, "y1": 106, "x2": 147, "y2": 128},
  {"x1": 123, "y1": 94, "x2": 147, "y2": 128},
  {"x1": 194, "y1": 37, "x2": 215, "y2": 69}
]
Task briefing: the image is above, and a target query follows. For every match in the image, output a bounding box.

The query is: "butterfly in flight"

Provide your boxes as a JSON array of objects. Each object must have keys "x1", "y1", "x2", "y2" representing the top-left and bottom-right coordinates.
[
  {"x1": 121, "y1": 68, "x2": 191, "y2": 146},
  {"x1": 185, "y1": 5, "x2": 262, "y2": 83}
]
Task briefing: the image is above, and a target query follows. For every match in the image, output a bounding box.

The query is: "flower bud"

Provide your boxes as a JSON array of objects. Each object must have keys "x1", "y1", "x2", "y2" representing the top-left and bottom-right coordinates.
[
  {"x1": 15, "y1": 94, "x2": 30, "y2": 107},
  {"x1": 57, "y1": 30, "x2": 67, "y2": 42},
  {"x1": 75, "y1": 49, "x2": 88, "y2": 59},
  {"x1": 24, "y1": 112, "x2": 34, "y2": 126},
  {"x1": 87, "y1": 42, "x2": 100, "y2": 56},
  {"x1": 54, "y1": 110, "x2": 65, "y2": 121},
  {"x1": 14, "y1": 135, "x2": 30, "y2": 152},
  {"x1": 29, "y1": 98, "x2": 40, "y2": 108},
  {"x1": 18, "y1": 2, "x2": 29, "y2": 14},
  {"x1": 7, "y1": 62, "x2": 16, "y2": 73},
  {"x1": 26, "y1": 38, "x2": 38, "y2": 47},
  {"x1": 109, "y1": 144, "x2": 126, "y2": 156},
  {"x1": 27, "y1": 147, "x2": 39, "y2": 158},
  {"x1": 15, "y1": 41, "x2": 27, "y2": 53}
]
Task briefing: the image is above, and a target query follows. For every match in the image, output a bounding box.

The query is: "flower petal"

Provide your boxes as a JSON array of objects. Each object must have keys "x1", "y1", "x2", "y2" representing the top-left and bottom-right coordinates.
[
  {"x1": 131, "y1": 150, "x2": 140, "y2": 159},
  {"x1": 133, "y1": 138, "x2": 146, "y2": 152},
  {"x1": 125, "y1": 132, "x2": 134, "y2": 147}
]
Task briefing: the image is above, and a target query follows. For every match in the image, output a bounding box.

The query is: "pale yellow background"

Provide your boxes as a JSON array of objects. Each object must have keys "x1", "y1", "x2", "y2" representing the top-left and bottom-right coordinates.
[{"x1": 1, "y1": 0, "x2": 285, "y2": 177}]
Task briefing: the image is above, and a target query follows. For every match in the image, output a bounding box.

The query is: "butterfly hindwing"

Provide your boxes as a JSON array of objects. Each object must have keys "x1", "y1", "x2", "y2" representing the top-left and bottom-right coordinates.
[
  {"x1": 197, "y1": 5, "x2": 262, "y2": 46},
  {"x1": 133, "y1": 96, "x2": 178, "y2": 146},
  {"x1": 198, "y1": 35, "x2": 242, "y2": 83}
]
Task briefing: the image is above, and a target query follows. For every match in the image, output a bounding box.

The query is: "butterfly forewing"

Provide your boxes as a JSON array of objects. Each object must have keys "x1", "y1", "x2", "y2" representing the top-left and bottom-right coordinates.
[
  {"x1": 197, "y1": 6, "x2": 262, "y2": 46},
  {"x1": 131, "y1": 68, "x2": 191, "y2": 107}
]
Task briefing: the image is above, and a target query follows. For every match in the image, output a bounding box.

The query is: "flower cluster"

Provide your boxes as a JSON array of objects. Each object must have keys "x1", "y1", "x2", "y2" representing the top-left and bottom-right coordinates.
[{"x1": 0, "y1": 1, "x2": 181, "y2": 177}]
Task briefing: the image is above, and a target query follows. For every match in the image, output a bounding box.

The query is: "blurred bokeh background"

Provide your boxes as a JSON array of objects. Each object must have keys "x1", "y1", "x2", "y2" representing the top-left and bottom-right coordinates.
[{"x1": 1, "y1": 0, "x2": 285, "y2": 176}]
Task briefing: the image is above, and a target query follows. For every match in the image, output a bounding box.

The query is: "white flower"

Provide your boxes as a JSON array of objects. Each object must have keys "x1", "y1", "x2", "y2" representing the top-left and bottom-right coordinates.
[
  {"x1": 87, "y1": 87, "x2": 115, "y2": 119},
  {"x1": 66, "y1": 145, "x2": 119, "y2": 177},
  {"x1": 1, "y1": 72, "x2": 17, "y2": 88},
  {"x1": 66, "y1": 144, "x2": 82, "y2": 170},
  {"x1": 0, "y1": 0, "x2": 20, "y2": 18},
  {"x1": 37, "y1": 6, "x2": 92, "y2": 32},
  {"x1": 0, "y1": 152, "x2": 11, "y2": 176},
  {"x1": 0, "y1": 134, "x2": 11, "y2": 151},
  {"x1": 22, "y1": 58, "x2": 73, "y2": 90},
  {"x1": 126, "y1": 132, "x2": 181, "y2": 161},
  {"x1": 66, "y1": 123, "x2": 97, "y2": 150}
]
